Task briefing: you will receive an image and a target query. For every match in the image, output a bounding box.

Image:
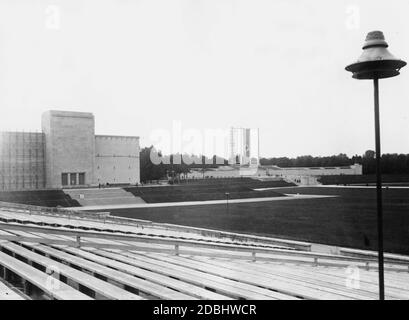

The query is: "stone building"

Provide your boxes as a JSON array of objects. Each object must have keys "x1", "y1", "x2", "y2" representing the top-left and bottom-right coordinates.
[
  {"x1": 186, "y1": 163, "x2": 363, "y2": 185},
  {"x1": 0, "y1": 132, "x2": 45, "y2": 190},
  {"x1": 0, "y1": 110, "x2": 140, "y2": 190}
]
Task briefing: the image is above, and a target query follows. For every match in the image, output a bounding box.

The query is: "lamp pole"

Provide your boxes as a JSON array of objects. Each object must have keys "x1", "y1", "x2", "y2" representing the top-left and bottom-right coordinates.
[
  {"x1": 345, "y1": 30, "x2": 406, "y2": 300},
  {"x1": 225, "y1": 192, "x2": 230, "y2": 215},
  {"x1": 373, "y1": 77, "x2": 384, "y2": 299}
]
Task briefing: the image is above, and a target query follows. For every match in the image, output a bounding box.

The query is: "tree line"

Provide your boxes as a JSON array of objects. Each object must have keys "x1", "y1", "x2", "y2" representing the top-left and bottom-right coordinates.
[
  {"x1": 140, "y1": 146, "x2": 409, "y2": 183},
  {"x1": 140, "y1": 146, "x2": 228, "y2": 183},
  {"x1": 260, "y1": 150, "x2": 409, "y2": 175}
]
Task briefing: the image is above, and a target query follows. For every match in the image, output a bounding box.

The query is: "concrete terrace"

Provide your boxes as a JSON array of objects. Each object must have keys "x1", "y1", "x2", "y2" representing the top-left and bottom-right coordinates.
[
  {"x1": 66, "y1": 193, "x2": 336, "y2": 211},
  {"x1": 0, "y1": 202, "x2": 408, "y2": 300}
]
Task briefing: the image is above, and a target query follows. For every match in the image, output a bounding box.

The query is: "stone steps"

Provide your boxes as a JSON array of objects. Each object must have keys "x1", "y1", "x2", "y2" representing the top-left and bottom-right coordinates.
[{"x1": 64, "y1": 188, "x2": 145, "y2": 207}]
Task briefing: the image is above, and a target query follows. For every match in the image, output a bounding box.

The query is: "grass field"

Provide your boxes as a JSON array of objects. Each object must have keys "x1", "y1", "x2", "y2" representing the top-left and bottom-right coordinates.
[
  {"x1": 125, "y1": 178, "x2": 294, "y2": 203},
  {"x1": 0, "y1": 190, "x2": 79, "y2": 207},
  {"x1": 109, "y1": 186, "x2": 409, "y2": 255},
  {"x1": 319, "y1": 174, "x2": 409, "y2": 185}
]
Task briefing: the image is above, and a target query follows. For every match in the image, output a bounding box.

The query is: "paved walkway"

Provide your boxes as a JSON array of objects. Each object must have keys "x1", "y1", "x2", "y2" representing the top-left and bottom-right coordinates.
[
  {"x1": 315, "y1": 185, "x2": 409, "y2": 189},
  {"x1": 66, "y1": 194, "x2": 336, "y2": 211},
  {"x1": 255, "y1": 185, "x2": 409, "y2": 191},
  {"x1": 253, "y1": 186, "x2": 302, "y2": 191}
]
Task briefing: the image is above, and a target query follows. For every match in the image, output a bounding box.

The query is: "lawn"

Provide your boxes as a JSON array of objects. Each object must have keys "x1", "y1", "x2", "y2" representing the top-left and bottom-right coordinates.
[
  {"x1": 124, "y1": 178, "x2": 293, "y2": 203},
  {"x1": 109, "y1": 186, "x2": 409, "y2": 255},
  {"x1": 319, "y1": 174, "x2": 409, "y2": 185},
  {"x1": 0, "y1": 190, "x2": 79, "y2": 207}
]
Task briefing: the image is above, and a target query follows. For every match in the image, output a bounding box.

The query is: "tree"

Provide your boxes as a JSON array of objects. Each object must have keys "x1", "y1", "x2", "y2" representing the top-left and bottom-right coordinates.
[
  {"x1": 362, "y1": 150, "x2": 376, "y2": 174},
  {"x1": 139, "y1": 146, "x2": 167, "y2": 183},
  {"x1": 141, "y1": 146, "x2": 409, "y2": 179}
]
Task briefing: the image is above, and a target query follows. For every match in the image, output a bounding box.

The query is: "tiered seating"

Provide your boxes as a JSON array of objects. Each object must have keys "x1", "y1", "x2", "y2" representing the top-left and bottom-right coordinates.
[
  {"x1": 0, "y1": 238, "x2": 141, "y2": 300},
  {"x1": 0, "y1": 190, "x2": 79, "y2": 207},
  {"x1": 0, "y1": 204, "x2": 409, "y2": 300},
  {"x1": 63, "y1": 188, "x2": 145, "y2": 207},
  {"x1": 125, "y1": 179, "x2": 293, "y2": 203},
  {"x1": 0, "y1": 280, "x2": 24, "y2": 300},
  {"x1": 177, "y1": 178, "x2": 295, "y2": 188},
  {"x1": 0, "y1": 250, "x2": 91, "y2": 300}
]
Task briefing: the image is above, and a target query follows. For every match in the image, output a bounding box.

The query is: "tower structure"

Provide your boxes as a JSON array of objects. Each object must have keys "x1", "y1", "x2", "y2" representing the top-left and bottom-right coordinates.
[{"x1": 229, "y1": 127, "x2": 259, "y2": 166}]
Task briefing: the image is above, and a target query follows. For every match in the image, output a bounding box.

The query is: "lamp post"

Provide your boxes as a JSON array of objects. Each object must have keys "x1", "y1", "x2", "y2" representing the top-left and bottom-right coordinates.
[
  {"x1": 225, "y1": 192, "x2": 230, "y2": 215},
  {"x1": 345, "y1": 30, "x2": 406, "y2": 300}
]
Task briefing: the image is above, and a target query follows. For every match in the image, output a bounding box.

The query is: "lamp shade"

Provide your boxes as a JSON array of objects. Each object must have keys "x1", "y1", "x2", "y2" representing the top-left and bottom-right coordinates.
[{"x1": 345, "y1": 31, "x2": 406, "y2": 79}]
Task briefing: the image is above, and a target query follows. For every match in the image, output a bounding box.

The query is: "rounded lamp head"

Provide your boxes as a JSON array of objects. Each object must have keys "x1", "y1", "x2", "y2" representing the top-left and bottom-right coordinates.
[{"x1": 345, "y1": 31, "x2": 406, "y2": 79}]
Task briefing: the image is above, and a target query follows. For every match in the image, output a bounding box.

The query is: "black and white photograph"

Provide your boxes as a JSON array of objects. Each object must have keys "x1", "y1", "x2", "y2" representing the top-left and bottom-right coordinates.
[{"x1": 0, "y1": 0, "x2": 409, "y2": 309}]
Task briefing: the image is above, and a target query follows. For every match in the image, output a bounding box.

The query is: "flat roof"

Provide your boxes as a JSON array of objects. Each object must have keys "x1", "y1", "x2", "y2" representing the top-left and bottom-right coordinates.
[
  {"x1": 95, "y1": 134, "x2": 140, "y2": 139},
  {"x1": 43, "y1": 110, "x2": 94, "y2": 119}
]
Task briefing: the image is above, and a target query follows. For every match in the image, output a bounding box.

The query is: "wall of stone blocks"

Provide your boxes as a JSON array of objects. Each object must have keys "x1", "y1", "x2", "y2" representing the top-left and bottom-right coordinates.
[
  {"x1": 42, "y1": 111, "x2": 95, "y2": 188},
  {"x1": 94, "y1": 135, "x2": 140, "y2": 185},
  {"x1": 1, "y1": 111, "x2": 140, "y2": 190},
  {"x1": 264, "y1": 164, "x2": 363, "y2": 177},
  {"x1": 0, "y1": 132, "x2": 45, "y2": 190}
]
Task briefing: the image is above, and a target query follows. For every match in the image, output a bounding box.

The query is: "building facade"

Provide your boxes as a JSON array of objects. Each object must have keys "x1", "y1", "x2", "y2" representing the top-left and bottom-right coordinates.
[
  {"x1": 0, "y1": 132, "x2": 46, "y2": 190},
  {"x1": 94, "y1": 135, "x2": 140, "y2": 185},
  {"x1": 259, "y1": 164, "x2": 363, "y2": 185},
  {"x1": 0, "y1": 110, "x2": 140, "y2": 190},
  {"x1": 186, "y1": 164, "x2": 363, "y2": 185},
  {"x1": 260, "y1": 164, "x2": 363, "y2": 177}
]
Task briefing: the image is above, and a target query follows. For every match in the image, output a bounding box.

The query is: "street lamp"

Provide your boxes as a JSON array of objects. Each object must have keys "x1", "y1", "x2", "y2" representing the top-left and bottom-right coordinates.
[
  {"x1": 345, "y1": 30, "x2": 406, "y2": 300},
  {"x1": 225, "y1": 192, "x2": 230, "y2": 214}
]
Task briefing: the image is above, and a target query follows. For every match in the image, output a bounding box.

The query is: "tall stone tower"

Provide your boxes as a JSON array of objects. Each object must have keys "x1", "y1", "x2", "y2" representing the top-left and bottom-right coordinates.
[{"x1": 41, "y1": 110, "x2": 95, "y2": 188}]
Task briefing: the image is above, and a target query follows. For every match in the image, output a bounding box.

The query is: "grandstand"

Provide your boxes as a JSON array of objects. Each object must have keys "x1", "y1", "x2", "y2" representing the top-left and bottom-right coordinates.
[
  {"x1": 0, "y1": 201, "x2": 409, "y2": 300},
  {"x1": 125, "y1": 178, "x2": 294, "y2": 203},
  {"x1": 177, "y1": 177, "x2": 294, "y2": 188},
  {"x1": 63, "y1": 188, "x2": 145, "y2": 207},
  {"x1": 319, "y1": 174, "x2": 409, "y2": 185},
  {"x1": 0, "y1": 179, "x2": 294, "y2": 208},
  {"x1": 0, "y1": 190, "x2": 79, "y2": 207},
  {"x1": 186, "y1": 164, "x2": 363, "y2": 185}
]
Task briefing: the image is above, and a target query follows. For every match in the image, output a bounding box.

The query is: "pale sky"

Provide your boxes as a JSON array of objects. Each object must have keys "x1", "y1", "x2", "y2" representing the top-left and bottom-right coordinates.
[{"x1": 1, "y1": 0, "x2": 409, "y2": 158}]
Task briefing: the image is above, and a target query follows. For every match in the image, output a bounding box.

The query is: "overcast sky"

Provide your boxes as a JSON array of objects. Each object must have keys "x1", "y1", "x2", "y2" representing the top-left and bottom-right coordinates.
[{"x1": 1, "y1": 0, "x2": 408, "y2": 158}]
